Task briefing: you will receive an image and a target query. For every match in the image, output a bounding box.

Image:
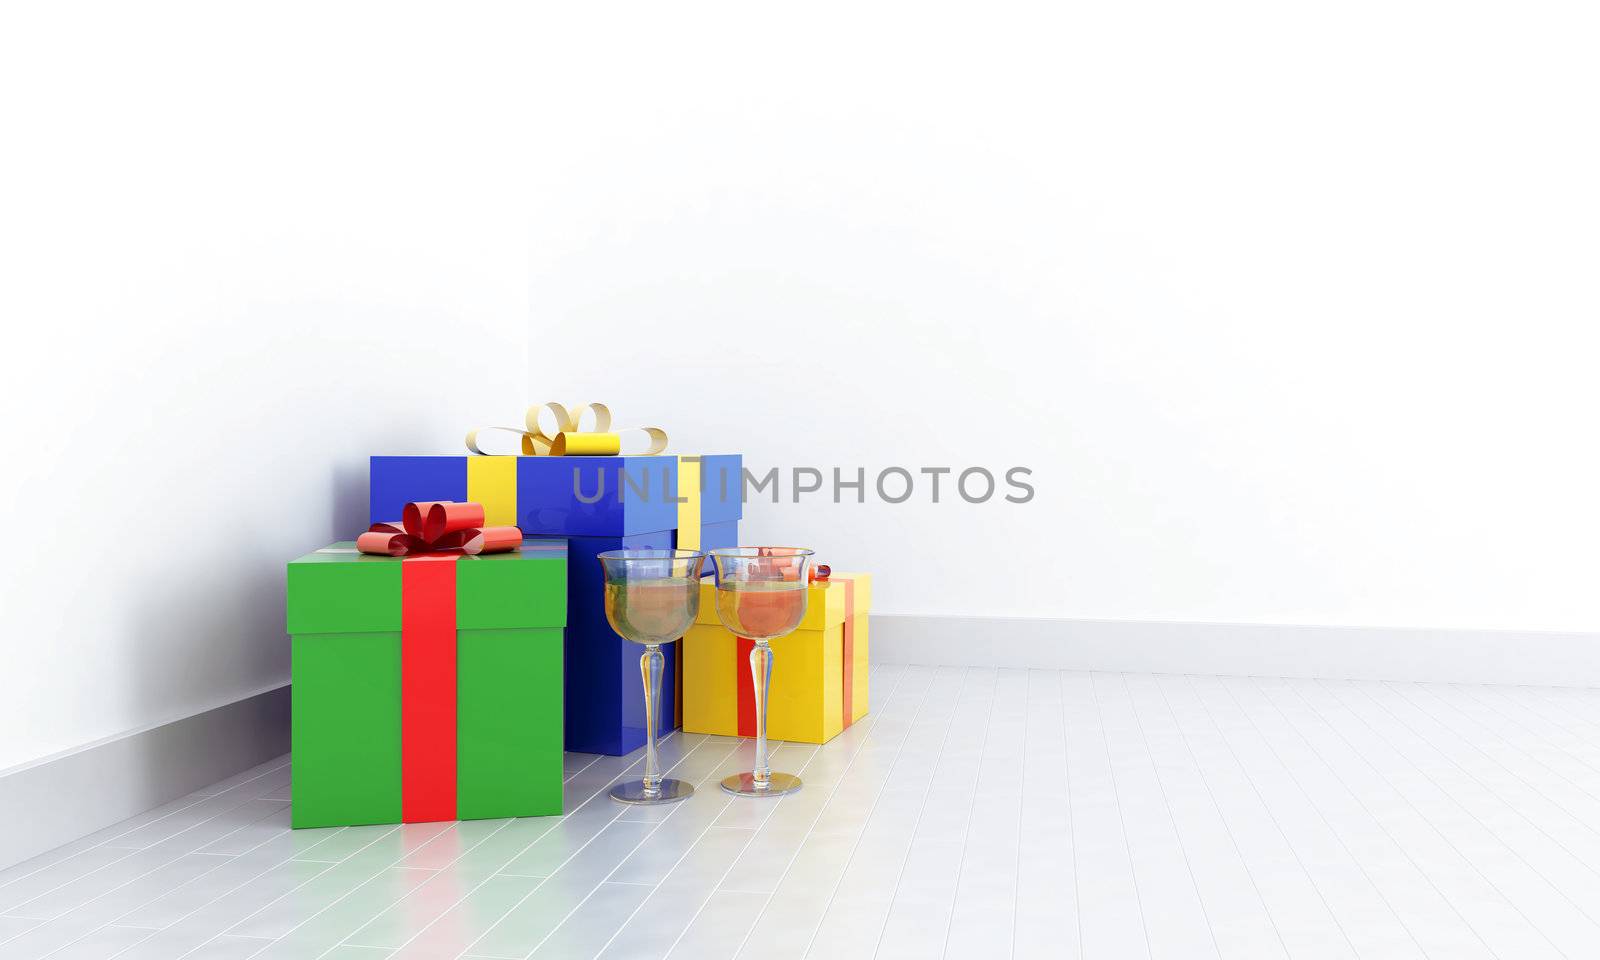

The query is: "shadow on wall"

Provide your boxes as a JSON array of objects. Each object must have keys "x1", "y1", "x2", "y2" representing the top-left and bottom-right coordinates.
[
  {"x1": 98, "y1": 402, "x2": 460, "y2": 783},
  {"x1": 106, "y1": 457, "x2": 373, "y2": 798},
  {"x1": 331, "y1": 459, "x2": 368, "y2": 540},
  {"x1": 113, "y1": 541, "x2": 291, "y2": 802}
]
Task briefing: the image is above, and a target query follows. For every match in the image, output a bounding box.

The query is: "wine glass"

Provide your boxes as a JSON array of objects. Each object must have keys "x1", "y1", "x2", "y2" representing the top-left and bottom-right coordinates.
[
  {"x1": 597, "y1": 549, "x2": 706, "y2": 804},
  {"x1": 710, "y1": 547, "x2": 814, "y2": 797}
]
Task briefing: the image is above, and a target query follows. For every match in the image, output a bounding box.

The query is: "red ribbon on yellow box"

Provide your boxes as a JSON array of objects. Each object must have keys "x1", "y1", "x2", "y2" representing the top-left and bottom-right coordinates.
[
  {"x1": 354, "y1": 501, "x2": 521, "y2": 822},
  {"x1": 357, "y1": 501, "x2": 522, "y2": 557}
]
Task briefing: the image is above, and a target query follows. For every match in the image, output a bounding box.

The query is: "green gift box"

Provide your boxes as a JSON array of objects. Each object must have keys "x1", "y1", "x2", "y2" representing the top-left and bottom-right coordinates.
[{"x1": 286, "y1": 539, "x2": 567, "y2": 828}]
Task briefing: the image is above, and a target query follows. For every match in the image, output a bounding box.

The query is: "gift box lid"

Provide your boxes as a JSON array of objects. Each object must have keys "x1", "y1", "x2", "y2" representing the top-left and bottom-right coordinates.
[
  {"x1": 512, "y1": 455, "x2": 679, "y2": 536},
  {"x1": 370, "y1": 455, "x2": 742, "y2": 538},
  {"x1": 287, "y1": 539, "x2": 567, "y2": 634},
  {"x1": 693, "y1": 572, "x2": 871, "y2": 633}
]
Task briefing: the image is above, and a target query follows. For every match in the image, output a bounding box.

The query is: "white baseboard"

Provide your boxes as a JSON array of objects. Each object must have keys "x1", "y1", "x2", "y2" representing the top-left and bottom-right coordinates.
[
  {"x1": 869, "y1": 614, "x2": 1600, "y2": 688},
  {"x1": 0, "y1": 685, "x2": 290, "y2": 871}
]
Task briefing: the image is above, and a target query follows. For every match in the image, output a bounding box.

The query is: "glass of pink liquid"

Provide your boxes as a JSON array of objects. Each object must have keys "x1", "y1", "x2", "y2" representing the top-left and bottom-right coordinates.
[
  {"x1": 598, "y1": 549, "x2": 706, "y2": 804},
  {"x1": 710, "y1": 547, "x2": 814, "y2": 797}
]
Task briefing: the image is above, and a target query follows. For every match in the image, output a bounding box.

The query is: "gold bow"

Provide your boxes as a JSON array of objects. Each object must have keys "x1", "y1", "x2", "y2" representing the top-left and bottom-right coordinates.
[{"x1": 465, "y1": 403, "x2": 669, "y2": 457}]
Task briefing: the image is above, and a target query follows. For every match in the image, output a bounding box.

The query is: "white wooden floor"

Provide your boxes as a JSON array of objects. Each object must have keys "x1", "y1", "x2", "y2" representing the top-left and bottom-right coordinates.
[{"x1": 7, "y1": 666, "x2": 1600, "y2": 959}]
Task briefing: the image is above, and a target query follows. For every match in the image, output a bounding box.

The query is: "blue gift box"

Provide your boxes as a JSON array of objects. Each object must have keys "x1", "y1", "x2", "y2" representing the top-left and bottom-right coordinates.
[{"x1": 565, "y1": 531, "x2": 679, "y2": 755}]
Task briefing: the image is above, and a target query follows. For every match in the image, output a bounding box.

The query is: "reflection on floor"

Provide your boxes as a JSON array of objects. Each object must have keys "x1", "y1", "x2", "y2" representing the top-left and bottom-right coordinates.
[{"x1": 5, "y1": 665, "x2": 1600, "y2": 959}]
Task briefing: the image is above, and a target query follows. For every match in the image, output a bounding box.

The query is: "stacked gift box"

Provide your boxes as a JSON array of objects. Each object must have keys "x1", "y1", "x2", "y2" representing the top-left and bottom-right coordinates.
[{"x1": 286, "y1": 403, "x2": 869, "y2": 829}]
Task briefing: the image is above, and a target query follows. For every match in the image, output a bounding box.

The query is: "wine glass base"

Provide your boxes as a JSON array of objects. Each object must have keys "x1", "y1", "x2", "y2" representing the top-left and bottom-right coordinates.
[
  {"x1": 610, "y1": 778, "x2": 694, "y2": 805},
  {"x1": 721, "y1": 772, "x2": 803, "y2": 797}
]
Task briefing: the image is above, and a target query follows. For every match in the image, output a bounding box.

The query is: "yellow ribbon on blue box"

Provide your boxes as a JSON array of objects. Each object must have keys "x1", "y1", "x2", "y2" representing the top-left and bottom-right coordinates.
[
  {"x1": 465, "y1": 402, "x2": 668, "y2": 458},
  {"x1": 462, "y1": 403, "x2": 703, "y2": 548}
]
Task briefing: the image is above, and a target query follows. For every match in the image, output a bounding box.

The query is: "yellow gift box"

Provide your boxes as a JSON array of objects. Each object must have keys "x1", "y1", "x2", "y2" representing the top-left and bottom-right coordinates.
[{"x1": 682, "y1": 573, "x2": 871, "y2": 744}]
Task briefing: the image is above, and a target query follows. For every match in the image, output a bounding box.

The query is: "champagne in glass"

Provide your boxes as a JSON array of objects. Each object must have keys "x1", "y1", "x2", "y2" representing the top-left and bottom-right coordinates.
[
  {"x1": 597, "y1": 549, "x2": 706, "y2": 805},
  {"x1": 606, "y1": 576, "x2": 699, "y2": 642},
  {"x1": 714, "y1": 579, "x2": 807, "y2": 640},
  {"x1": 710, "y1": 547, "x2": 814, "y2": 798}
]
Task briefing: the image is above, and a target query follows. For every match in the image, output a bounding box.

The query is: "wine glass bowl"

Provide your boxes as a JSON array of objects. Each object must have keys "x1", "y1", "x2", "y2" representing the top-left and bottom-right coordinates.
[
  {"x1": 710, "y1": 547, "x2": 814, "y2": 798},
  {"x1": 713, "y1": 577, "x2": 807, "y2": 640},
  {"x1": 603, "y1": 562, "x2": 701, "y2": 646},
  {"x1": 597, "y1": 549, "x2": 705, "y2": 805}
]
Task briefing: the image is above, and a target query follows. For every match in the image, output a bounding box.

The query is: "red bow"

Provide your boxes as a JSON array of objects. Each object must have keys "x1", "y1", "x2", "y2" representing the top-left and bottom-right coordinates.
[{"x1": 357, "y1": 501, "x2": 522, "y2": 557}]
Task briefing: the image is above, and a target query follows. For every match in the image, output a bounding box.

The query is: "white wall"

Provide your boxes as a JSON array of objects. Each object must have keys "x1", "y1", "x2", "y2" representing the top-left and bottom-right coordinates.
[
  {"x1": 525, "y1": 2, "x2": 1600, "y2": 633},
  {"x1": 5, "y1": 1, "x2": 1598, "y2": 770},
  {"x1": 0, "y1": 5, "x2": 534, "y2": 769}
]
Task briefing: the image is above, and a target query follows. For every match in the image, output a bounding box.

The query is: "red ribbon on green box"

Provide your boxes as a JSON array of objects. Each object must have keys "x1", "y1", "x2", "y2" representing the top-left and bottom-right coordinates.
[
  {"x1": 358, "y1": 500, "x2": 522, "y2": 557},
  {"x1": 357, "y1": 501, "x2": 520, "y2": 822}
]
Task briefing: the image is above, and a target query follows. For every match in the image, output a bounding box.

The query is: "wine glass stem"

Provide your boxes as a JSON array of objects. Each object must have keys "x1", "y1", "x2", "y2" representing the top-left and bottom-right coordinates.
[
  {"x1": 751, "y1": 640, "x2": 773, "y2": 785},
  {"x1": 641, "y1": 644, "x2": 664, "y2": 796}
]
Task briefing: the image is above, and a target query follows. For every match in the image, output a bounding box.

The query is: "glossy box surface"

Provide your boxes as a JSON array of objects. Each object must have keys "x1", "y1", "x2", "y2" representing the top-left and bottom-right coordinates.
[{"x1": 370, "y1": 454, "x2": 742, "y2": 539}]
